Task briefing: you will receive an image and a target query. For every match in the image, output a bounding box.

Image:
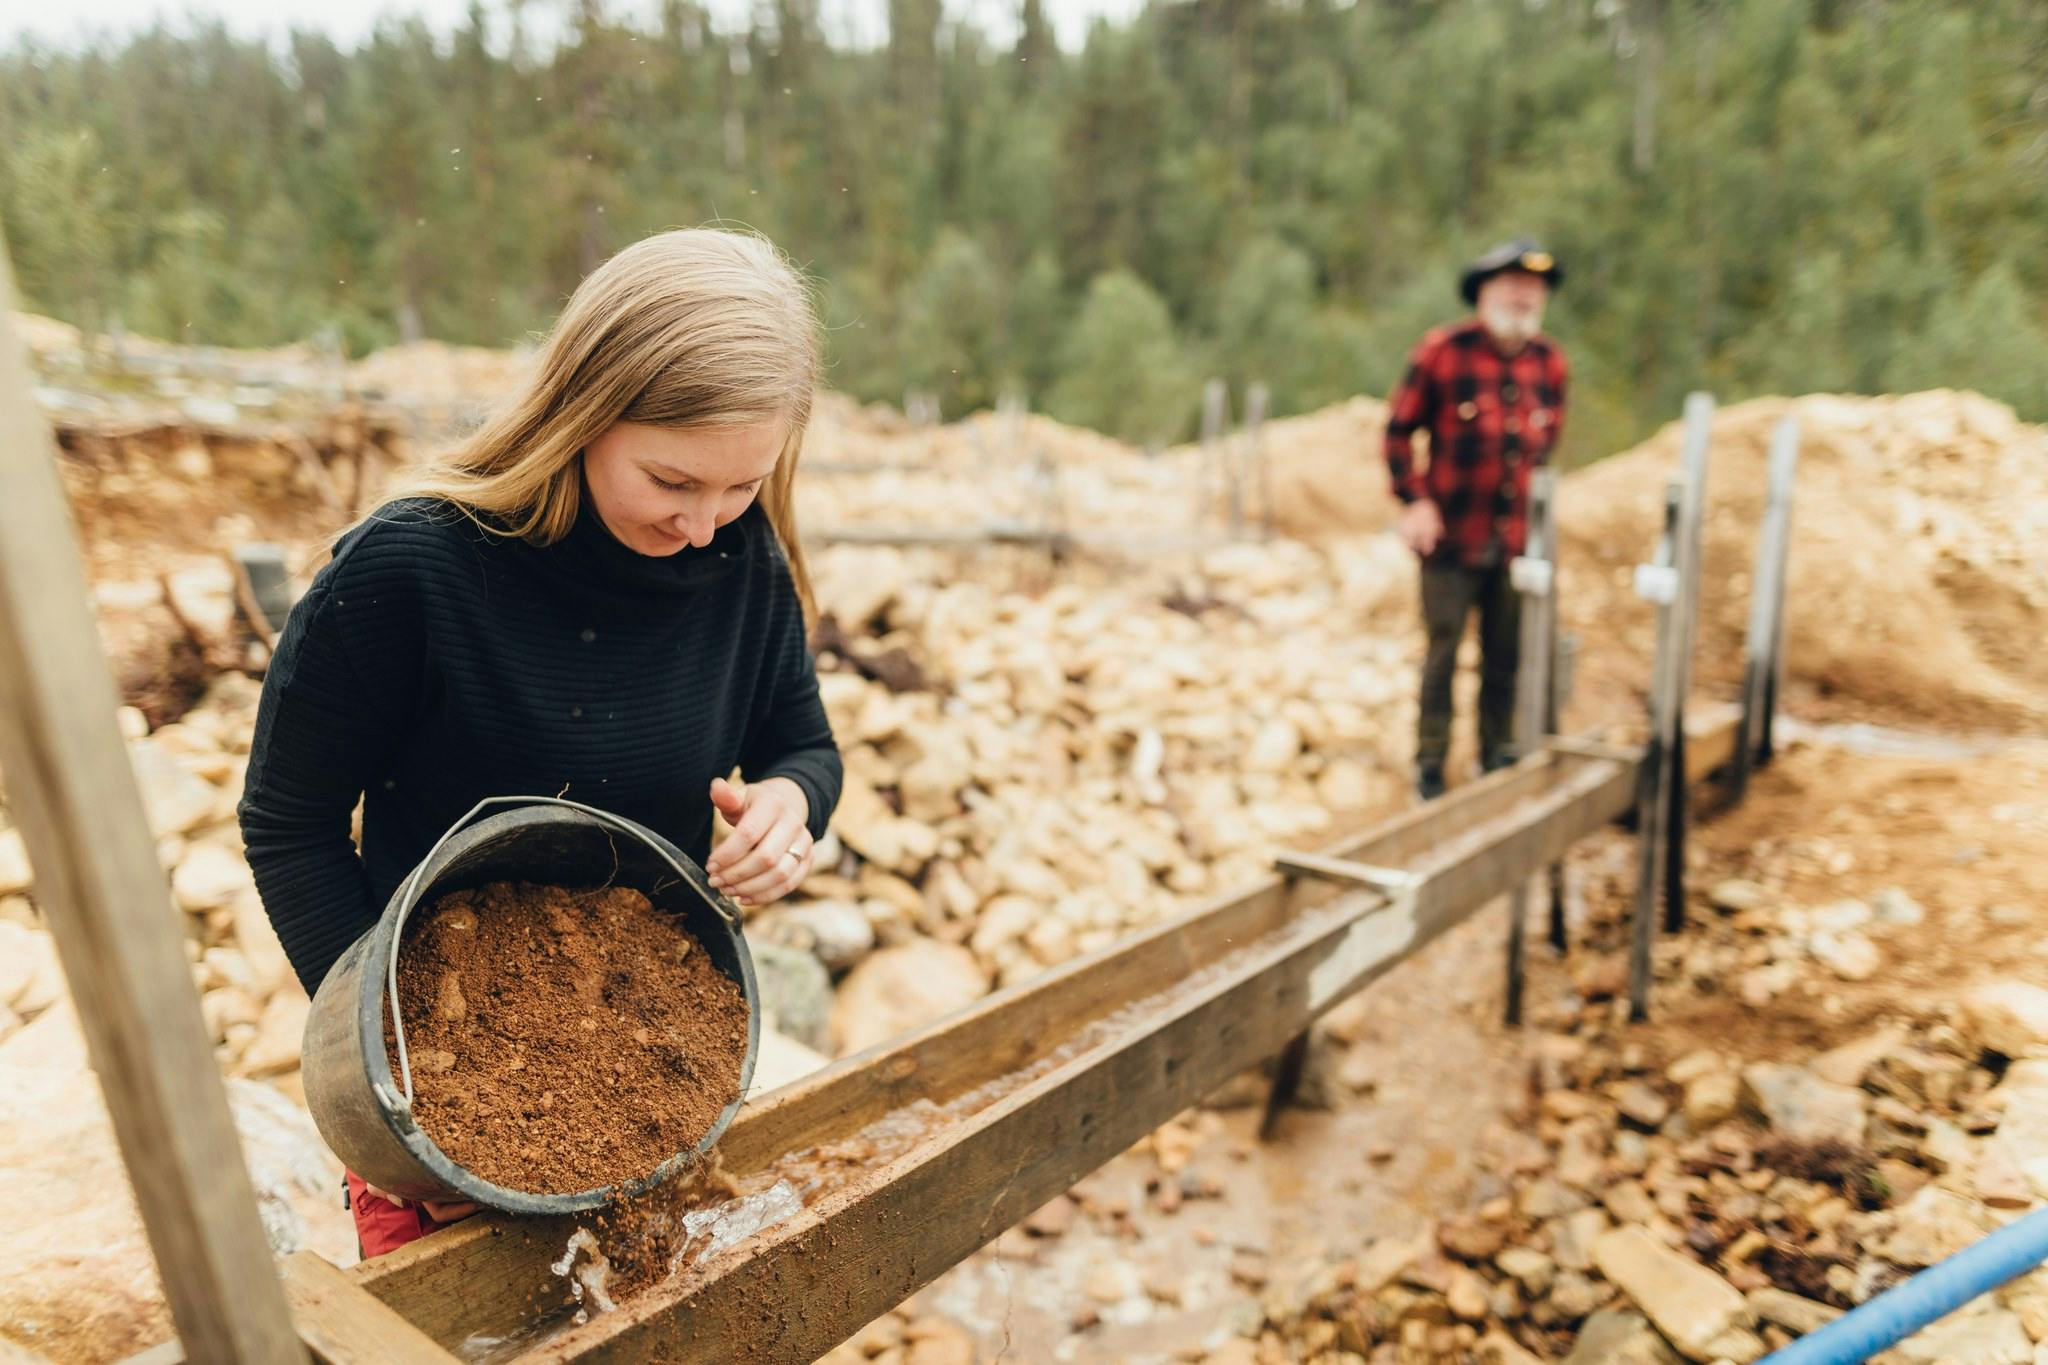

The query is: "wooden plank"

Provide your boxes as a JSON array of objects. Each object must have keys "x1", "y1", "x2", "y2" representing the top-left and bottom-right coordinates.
[
  {"x1": 0, "y1": 244, "x2": 304, "y2": 1360},
  {"x1": 339, "y1": 714, "x2": 1737, "y2": 1357},
  {"x1": 1273, "y1": 851, "x2": 1420, "y2": 893},
  {"x1": 278, "y1": 1254, "x2": 462, "y2": 1364},
  {"x1": 520, "y1": 744, "x2": 1667, "y2": 1363}
]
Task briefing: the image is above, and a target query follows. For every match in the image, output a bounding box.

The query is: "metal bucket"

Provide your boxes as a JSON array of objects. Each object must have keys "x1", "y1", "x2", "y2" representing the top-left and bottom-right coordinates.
[{"x1": 300, "y1": 796, "x2": 760, "y2": 1215}]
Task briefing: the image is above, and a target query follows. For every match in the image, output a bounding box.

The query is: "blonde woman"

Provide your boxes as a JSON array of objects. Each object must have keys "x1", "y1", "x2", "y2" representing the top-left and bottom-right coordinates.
[{"x1": 238, "y1": 228, "x2": 843, "y2": 1255}]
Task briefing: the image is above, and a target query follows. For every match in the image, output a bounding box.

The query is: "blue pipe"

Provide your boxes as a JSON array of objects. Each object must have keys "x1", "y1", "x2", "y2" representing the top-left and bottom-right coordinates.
[{"x1": 1760, "y1": 1205, "x2": 2048, "y2": 1363}]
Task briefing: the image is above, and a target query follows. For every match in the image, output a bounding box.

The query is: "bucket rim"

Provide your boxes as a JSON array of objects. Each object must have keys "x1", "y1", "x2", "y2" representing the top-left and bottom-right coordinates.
[{"x1": 358, "y1": 800, "x2": 761, "y2": 1215}]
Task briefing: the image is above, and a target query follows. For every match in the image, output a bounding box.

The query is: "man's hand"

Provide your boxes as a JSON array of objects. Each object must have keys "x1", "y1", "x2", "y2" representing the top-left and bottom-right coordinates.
[
  {"x1": 706, "y1": 776, "x2": 814, "y2": 908},
  {"x1": 1398, "y1": 500, "x2": 1444, "y2": 556}
]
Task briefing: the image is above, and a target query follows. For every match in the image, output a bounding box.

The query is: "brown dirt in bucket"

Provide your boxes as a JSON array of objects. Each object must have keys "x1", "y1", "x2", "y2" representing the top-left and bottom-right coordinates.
[{"x1": 383, "y1": 880, "x2": 750, "y2": 1196}]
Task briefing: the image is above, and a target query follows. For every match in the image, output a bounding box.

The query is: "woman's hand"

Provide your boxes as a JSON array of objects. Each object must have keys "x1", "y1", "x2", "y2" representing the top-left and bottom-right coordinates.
[{"x1": 705, "y1": 776, "x2": 814, "y2": 908}]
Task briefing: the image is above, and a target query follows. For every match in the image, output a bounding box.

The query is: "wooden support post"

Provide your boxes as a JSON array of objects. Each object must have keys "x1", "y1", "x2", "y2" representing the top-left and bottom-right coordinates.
[
  {"x1": 1733, "y1": 417, "x2": 1799, "y2": 795},
  {"x1": 1244, "y1": 382, "x2": 1271, "y2": 539},
  {"x1": 1200, "y1": 377, "x2": 1228, "y2": 529},
  {"x1": 1662, "y1": 393, "x2": 1713, "y2": 935},
  {"x1": 0, "y1": 252, "x2": 304, "y2": 1358},
  {"x1": 1628, "y1": 392, "x2": 1713, "y2": 1018},
  {"x1": 1504, "y1": 471, "x2": 1557, "y2": 1025}
]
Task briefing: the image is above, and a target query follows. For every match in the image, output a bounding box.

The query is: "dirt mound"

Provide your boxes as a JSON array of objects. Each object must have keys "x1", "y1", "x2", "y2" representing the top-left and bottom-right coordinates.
[
  {"x1": 1247, "y1": 395, "x2": 1395, "y2": 541},
  {"x1": 1560, "y1": 391, "x2": 2048, "y2": 732}
]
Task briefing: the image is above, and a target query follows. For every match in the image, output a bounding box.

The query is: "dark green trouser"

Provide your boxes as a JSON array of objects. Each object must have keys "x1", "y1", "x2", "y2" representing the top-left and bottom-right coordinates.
[{"x1": 1417, "y1": 560, "x2": 1521, "y2": 768}]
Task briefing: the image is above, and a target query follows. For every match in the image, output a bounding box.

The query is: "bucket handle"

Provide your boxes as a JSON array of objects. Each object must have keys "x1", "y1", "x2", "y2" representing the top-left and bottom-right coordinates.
[{"x1": 386, "y1": 794, "x2": 741, "y2": 1108}]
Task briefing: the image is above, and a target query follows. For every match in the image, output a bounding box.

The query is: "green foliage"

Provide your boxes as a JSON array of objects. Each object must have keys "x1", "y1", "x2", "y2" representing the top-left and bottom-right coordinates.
[
  {"x1": 1048, "y1": 270, "x2": 1194, "y2": 446},
  {"x1": 3, "y1": 0, "x2": 2047, "y2": 459}
]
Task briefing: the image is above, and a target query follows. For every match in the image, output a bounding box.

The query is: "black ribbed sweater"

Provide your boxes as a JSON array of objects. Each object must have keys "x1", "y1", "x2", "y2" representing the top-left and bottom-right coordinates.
[{"x1": 238, "y1": 496, "x2": 843, "y2": 995}]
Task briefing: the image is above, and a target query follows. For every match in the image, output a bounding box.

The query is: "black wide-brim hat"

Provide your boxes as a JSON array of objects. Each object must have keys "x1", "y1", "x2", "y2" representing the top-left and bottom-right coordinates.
[{"x1": 1460, "y1": 238, "x2": 1564, "y2": 306}]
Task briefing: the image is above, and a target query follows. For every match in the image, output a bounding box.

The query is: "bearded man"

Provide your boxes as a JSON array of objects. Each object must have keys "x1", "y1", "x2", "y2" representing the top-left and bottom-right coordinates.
[{"x1": 1383, "y1": 238, "x2": 1568, "y2": 800}]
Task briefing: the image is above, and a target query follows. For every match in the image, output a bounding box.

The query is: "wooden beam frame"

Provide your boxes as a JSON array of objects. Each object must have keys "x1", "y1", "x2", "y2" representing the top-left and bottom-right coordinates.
[{"x1": 0, "y1": 249, "x2": 305, "y2": 1358}]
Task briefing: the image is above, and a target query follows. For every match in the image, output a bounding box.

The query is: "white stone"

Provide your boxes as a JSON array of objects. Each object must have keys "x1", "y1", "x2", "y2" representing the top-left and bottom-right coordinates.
[
  {"x1": 1742, "y1": 1062, "x2": 1868, "y2": 1145},
  {"x1": 1807, "y1": 929, "x2": 1880, "y2": 981},
  {"x1": 1892, "y1": 1306, "x2": 2033, "y2": 1363},
  {"x1": 763, "y1": 901, "x2": 876, "y2": 973},
  {"x1": 0, "y1": 829, "x2": 30, "y2": 897},
  {"x1": 968, "y1": 895, "x2": 1037, "y2": 960},
  {"x1": 1592, "y1": 1225, "x2": 1752, "y2": 1363},
  {"x1": 236, "y1": 989, "x2": 310, "y2": 1078},
  {"x1": 170, "y1": 841, "x2": 255, "y2": 914},
  {"x1": 129, "y1": 739, "x2": 225, "y2": 837},
  {"x1": 829, "y1": 940, "x2": 988, "y2": 1056},
  {"x1": 1964, "y1": 982, "x2": 2048, "y2": 1059}
]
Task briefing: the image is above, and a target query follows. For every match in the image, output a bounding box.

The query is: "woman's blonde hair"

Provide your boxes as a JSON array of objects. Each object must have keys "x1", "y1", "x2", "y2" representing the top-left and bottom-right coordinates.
[{"x1": 387, "y1": 227, "x2": 821, "y2": 609}]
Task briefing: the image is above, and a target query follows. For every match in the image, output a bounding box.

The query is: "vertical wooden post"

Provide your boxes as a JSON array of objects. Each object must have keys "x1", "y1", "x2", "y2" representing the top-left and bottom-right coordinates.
[
  {"x1": 1661, "y1": 393, "x2": 1712, "y2": 934},
  {"x1": 1199, "y1": 377, "x2": 1228, "y2": 528},
  {"x1": 1627, "y1": 392, "x2": 1713, "y2": 1019},
  {"x1": 1735, "y1": 417, "x2": 1798, "y2": 787},
  {"x1": 1627, "y1": 485, "x2": 1682, "y2": 1021},
  {"x1": 1503, "y1": 470, "x2": 1557, "y2": 1026},
  {"x1": 1243, "y1": 381, "x2": 1270, "y2": 540},
  {"x1": 0, "y1": 246, "x2": 305, "y2": 1359}
]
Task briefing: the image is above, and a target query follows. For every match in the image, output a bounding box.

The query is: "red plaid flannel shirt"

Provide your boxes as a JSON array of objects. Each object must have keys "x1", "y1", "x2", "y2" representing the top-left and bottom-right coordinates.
[{"x1": 1383, "y1": 320, "x2": 1569, "y2": 566}]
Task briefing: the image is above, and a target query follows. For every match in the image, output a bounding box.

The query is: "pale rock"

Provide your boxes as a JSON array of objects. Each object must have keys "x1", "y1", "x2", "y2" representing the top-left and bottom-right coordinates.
[
  {"x1": 1708, "y1": 881, "x2": 1771, "y2": 914},
  {"x1": 1741, "y1": 1063, "x2": 1868, "y2": 1145},
  {"x1": 200, "y1": 986, "x2": 263, "y2": 1042},
  {"x1": 1807, "y1": 929, "x2": 1880, "y2": 981},
  {"x1": 1808, "y1": 899, "x2": 1874, "y2": 933},
  {"x1": 1551, "y1": 1208, "x2": 1610, "y2": 1273},
  {"x1": 1548, "y1": 1271, "x2": 1606, "y2": 1321},
  {"x1": 1564, "y1": 1309, "x2": 1684, "y2": 1364},
  {"x1": 0, "y1": 999, "x2": 88, "y2": 1074},
  {"x1": 1448, "y1": 1267, "x2": 1491, "y2": 1321},
  {"x1": 1023, "y1": 916, "x2": 1078, "y2": 967},
  {"x1": 1497, "y1": 1247, "x2": 1557, "y2": 1297},
  {"x1": 236, "y1": 989, "x2": 310, "y2": 1077},
  {"x1": 0, "y1": 829, "x2": 29, "y2": 896},
  {"x1": 1891, "y1": 1306, "x2": 2033, "y2": 1363},
  {"x1": 1617, "y1": 1080, "x2": 1672, "y2": 1129},
  {"x1": 116, "y1": 705, "x2": 150, "y2": 741},
  {"x1": 2, "y1": 924, "x2": 65, "y2": 1018},
  {"x1": 830, "y1": 940, "x2": 988, "y2": 1056},
  {"x1": 1593, "y1": 1225, "x2": 1752, "y2": 1362},
  {"x1": 761, "y1": 901, "x2": 877, "y2": 973},
  {"x1": 1685, "y1": 1072, "x2": 1741, "y2": 1128},
  {"x1": 1963, "y1": 982, "x2": 2048, "y2": 1059},
  {"x1": 1315, "y1": 759, "x2": 1375, "y2": 810},
  {"x1": 1813, "y1": 1026, "x2": 1908, "y2": 1088},
  {"x1": 129, "y1": 739, "x2": 224, "y2": 837},
  {"x1": 1975, "y1": 1060, "x2": 2048, "y2": 1209},
  {"x1": 1872, "y1": 1186, "x2": 1993, "y2": 1267},
  {"x1": 1872, "y1": 888, "x2": 1927, "y2": 925},
  {"x1": 747, "y1": 942, "x2": 835, "y2": 1051},
  {"x1": 1246, "y1": 717, "x2": 1302, "y2": 772},
  {"x1": 904, "y1": 1317, "x2": 975, "y2": 1365},
  {"x1": 231, "y1": 890, "x2": 294, "y2": 998},
  {"x1": 1748, "y1": 1287, "x2": 1842, "y2": 1335},
  {"x1": 1476, "y1": 1330, "x2": 1544, "y2": 1365},
  {"x1": 1666, "y1": 1050, "x2": 1725, "y2": 1086},
  {"x1": 968, "y1": 895, "x2": 1037, "y2": 960},
  {"x1": 170, "y1": 841, "x2": 254, "y2": 914},
  {"x1": 1356, "y1": 1233, "x2": 1425, "y2": 1292},
  {"x1": 746, "y1": 1026, "x2": 832, "y2": 1099},
  {"x1": 0, "y1": 1061, "x2": 349, "y2": 1364},
  {"x1": 1085, "y1": 1258, "x2": 1141, "y2": 1304}
]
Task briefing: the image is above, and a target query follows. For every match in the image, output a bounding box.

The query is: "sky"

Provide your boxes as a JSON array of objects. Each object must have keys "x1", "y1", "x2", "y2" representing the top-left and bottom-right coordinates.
[{"x1": 0, "y1": 0, "x2": 1141, "y2": 55}]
